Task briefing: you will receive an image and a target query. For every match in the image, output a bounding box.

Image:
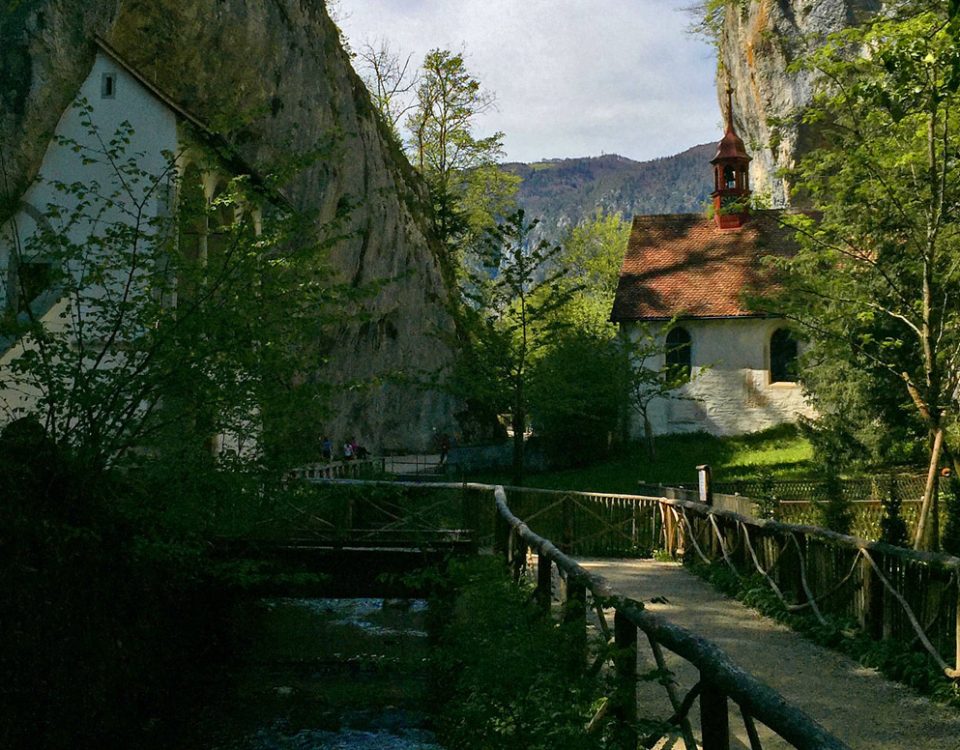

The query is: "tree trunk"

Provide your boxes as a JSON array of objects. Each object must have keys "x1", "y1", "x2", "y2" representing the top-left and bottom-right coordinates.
[
  {"x1": 643, "y1": 412, "x2": 656, "y2": 461},
  {"x1": 914, "y1": 426, "x2": 944, "y2": 551},
  {"x1": 511, "y1": 409, "x2": 525, "y2": 486}
]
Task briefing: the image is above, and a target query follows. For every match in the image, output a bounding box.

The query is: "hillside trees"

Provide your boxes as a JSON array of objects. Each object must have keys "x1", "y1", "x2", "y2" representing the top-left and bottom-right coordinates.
[{"x1": 773, "y1": 4, "x2": 960, "y2": 550}]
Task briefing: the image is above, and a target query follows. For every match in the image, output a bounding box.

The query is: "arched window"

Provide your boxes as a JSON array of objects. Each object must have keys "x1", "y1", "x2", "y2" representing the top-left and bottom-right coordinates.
[
  {"x1": 770, "y1": 328, "x2": 798, "y2": 383},
  {"x1": 665, "y1": 327, "x2": 692, "y2": 382}
]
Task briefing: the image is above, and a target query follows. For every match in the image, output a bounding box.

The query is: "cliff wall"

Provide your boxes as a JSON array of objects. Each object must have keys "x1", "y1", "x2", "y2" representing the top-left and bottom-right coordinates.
[
  {"x1": 717, "y1": 0, "x2": 880, "y2": 205},
  {"x1": 0, "y1": 0, "x2": 456, "y2": 451}
]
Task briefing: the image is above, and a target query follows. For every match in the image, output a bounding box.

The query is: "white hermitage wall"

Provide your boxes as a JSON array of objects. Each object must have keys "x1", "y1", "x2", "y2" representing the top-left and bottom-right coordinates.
[
  {"x1": 622, "y1": 317, "x2": 814, "y2": 437},
  {"x1": 0, "y1": 50, "x2": 179, "y2": 422}
]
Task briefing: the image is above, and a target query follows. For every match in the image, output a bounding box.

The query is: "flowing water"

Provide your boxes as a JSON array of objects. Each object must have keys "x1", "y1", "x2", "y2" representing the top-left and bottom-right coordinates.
[{"x1": 191, "y1": 597, "x2": 443, "y2": 749}]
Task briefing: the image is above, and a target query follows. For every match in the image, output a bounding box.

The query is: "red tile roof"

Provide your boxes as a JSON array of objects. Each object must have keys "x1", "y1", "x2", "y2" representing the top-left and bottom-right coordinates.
[{"x1": 610, "y1": 210, "x2": 798, "y2": 322}]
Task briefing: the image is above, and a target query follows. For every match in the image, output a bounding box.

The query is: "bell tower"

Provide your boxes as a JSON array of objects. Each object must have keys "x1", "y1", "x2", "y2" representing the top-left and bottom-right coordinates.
[{"x1": 711, "y1": 86, "x2": 752, "y2": 229}]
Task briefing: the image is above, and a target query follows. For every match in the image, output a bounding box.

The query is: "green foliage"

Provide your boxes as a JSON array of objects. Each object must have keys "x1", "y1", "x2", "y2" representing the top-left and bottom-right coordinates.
[
  {"x1": 771, "y1": 5, "x2": 960, "y2": 547},
  {"x1": 405, "y1": 49, "x2": 515, "y2": 263},
  {"x1": 880, "y1": 473, "x2": 910, "y2": 547},
  {"x1": 456, "y1": 209, "x2": 580, "y2": 483},
  {"x1": 939, "y1": 475, "x2": 960, "y2": 555},
  {"x1": 0, "y1": 107, "x2": 351, "y2": 483},
  {"x1": 468, "y1": 424, "x2": 814, "y2": 493},
  {"x1": 0, "y1": 418, "x2": 236, "y2": 750},
  {"x1": 814, "y1": 462, "x2": 852, "y2": 535},
  {"x1": 429, "y1": 557, "x2": 607, "y2": 750},
  {"x1": 528, "y1": 329, "x2": 625, "y2": 467}
]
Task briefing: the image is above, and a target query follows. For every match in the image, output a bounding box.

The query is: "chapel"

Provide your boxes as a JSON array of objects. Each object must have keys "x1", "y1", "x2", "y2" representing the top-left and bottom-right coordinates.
[{"x1": 610, "y1": 90, "x2": 813, "y2": 437}]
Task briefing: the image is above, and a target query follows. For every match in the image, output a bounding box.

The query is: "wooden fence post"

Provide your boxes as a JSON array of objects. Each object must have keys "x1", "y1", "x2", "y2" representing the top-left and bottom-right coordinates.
[
  {"x1": 509, "y1": 531, "x2": 527, "y2": 583},
  {"x1": 562, "y1": 574, "x2": 587, "y2": 673},
  {"x1": 861, "y1": 553, "x2": 883, "y2": 640},
  {"x1": 700, "y1": 676, "x2": 730, "y2": 750},
  {"x1": 537, "y1": 551, "x2": 552, "y2": 615},
  {"x1": 461, "y1": 486, "x2": 480, "y2": 553},
  {"x1": 495, "y1": 507, "x2": 509, "y2": 557},
  {"x1": 562, "y1": 493, "x2": 574, "y2": 554},
  {"x1": 613, "y1": 610, "x2": 638, "y2": 749},
  {"x1": 954, "y1": 577, "x2": 960, "y2": 677}
]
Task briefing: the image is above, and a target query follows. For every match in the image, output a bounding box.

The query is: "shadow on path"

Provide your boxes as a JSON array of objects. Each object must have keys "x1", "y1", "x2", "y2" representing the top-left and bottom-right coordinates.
[{"x1": 578, "y1": 559, "x2": 960, "y2": 750}]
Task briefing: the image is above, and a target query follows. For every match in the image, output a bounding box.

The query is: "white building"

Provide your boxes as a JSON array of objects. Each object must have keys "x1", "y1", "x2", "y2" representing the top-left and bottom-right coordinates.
[
  {"x1": 610, "y1": 93, "x2": 813, "y2": 437},
  {"x1": 0, "y1": 37, "x2": 264, "y2": 455}
]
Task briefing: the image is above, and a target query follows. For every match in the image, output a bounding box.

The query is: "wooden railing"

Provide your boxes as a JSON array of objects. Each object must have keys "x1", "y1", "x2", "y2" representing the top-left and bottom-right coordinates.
[
  {"x1": 660, "y1": 496, "x2": 960, "y2": 679},
  {"x1": 290, "y1": 478, "x2": 960, "y2": 713},
  {"x1": 494, "y1": 485, "x2": 849, "y2": 750}
]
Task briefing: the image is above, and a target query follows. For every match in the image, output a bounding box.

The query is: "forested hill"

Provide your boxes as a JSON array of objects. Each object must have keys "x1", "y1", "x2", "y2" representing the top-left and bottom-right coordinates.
[{"x1": 503, "y1": 143, "x2": 715, "y2": 238}]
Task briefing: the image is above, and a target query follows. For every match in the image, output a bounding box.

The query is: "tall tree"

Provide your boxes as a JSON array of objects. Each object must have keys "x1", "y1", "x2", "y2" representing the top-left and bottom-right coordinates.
[
  {"x1": 462, "y1": 209, "x2": 578, "y2": 484},
  {"x1": 355, "y1": 39, "x2": 419, "y2": 141},
  {"x1": 772, "y1": 3, "x2": 960, "y2": 549},
  {"x1": 406, "y1": 49, "x2": 514, "y2": 258}
]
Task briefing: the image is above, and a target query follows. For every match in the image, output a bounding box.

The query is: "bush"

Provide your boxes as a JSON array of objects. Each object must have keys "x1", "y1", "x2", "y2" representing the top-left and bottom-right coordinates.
[
  {"x1": 0, "y1": 420, "x2": 237, "y2": 749},
  {"x1": 879, "y1": 473, "x2": 909, "y2": 547},
  {"x1": 528, "y1": 332, "x2": 625, "y2": 467},
  {"x1": 429, "y1": 557, "x2": 608, "y2": 750}
]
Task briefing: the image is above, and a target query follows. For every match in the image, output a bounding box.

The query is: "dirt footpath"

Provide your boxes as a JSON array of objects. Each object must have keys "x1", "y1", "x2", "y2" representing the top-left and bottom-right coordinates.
[{"x1": 578, "y1": 559, "x2": 960, "y2": 750}]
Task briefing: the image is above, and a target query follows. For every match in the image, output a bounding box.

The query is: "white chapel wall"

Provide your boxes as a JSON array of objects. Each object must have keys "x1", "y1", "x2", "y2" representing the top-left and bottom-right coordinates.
[{"x1": 624, "y1": 317, "x2": 814, "y2": 438}]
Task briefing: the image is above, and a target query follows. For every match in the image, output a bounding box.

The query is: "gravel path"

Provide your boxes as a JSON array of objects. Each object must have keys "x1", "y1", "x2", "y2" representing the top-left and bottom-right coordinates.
[{"x1": 578, "y1": 558, "x2": 960, "y2": 750}]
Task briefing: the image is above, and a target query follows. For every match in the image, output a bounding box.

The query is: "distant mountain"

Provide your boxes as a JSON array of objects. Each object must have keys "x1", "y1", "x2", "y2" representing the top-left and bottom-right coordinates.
[{"x1": 503, "y1": 143, "x2": 715, "y2": 240}]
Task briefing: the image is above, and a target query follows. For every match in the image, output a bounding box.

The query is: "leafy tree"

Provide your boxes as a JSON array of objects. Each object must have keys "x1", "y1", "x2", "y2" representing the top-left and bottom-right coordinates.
[
  {"x1": 814, "y1": 461, "x2": 852, "y2": 536},
  {"x1": 772, "y1": 4, "x2": 960, "y2": 549},
  {"x1": 880, "y1": 473, "x2": 910, "y2": 547},
  {"x1": 405, "y1": 49, "x2": 517, "y2": 262},
  {"x1": 463, "y1": 209, "x2": 579, "y2": 484},
  {"x1": 624, "y1": 321, "x2": 700, "y2": 461},
  {"x1": 0, "y1": 106, "x2": 346, "y2": 484},
  {"x1": 528, "y1": 329, "x2": 625, "y2": 467}
]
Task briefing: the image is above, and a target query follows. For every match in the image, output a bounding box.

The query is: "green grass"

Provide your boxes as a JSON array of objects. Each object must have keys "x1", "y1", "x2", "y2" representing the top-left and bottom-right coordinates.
[{"x1": 466, "y1": 424, "x2": 813, "y2": 494}]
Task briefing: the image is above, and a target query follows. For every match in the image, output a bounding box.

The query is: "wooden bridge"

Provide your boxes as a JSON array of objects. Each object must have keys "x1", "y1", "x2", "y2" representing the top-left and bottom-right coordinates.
[{"x1": 257, "y1": 476, "x2": 960, "y2": 748}]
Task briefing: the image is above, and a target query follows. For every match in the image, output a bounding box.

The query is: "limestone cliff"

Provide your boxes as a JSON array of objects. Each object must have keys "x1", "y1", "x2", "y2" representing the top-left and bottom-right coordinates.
[
  {"x1": 716, "y1": 0, "x2": 880, "y2": 206},
  {"x1": 0, "y1": 0, "x2": 456, "y2": 451}
]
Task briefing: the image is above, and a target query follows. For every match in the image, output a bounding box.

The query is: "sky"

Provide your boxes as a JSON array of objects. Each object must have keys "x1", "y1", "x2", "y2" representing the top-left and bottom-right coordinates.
[{"x1": 334, "y1": 0, "x2": 721, "y2": 164}]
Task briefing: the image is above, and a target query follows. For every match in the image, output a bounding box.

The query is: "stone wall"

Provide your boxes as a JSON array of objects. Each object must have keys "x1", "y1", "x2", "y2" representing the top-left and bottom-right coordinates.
[
  {"x1": 0, "y1": 0, "x2": 456, "y2": 452},
  {"x1": 624, "y1": 317, "x2": 814, "y2": 437}
]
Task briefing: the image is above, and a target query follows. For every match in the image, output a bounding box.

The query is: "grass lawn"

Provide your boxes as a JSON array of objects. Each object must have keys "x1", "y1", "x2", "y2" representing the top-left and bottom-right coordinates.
[{"x1": 464, "y1": 424, "x2": 814, "y2": 494}]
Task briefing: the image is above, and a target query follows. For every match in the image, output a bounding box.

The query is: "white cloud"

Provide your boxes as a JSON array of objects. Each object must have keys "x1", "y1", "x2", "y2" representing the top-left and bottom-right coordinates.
[{"x1": 337, "y1": 0, "x2": 720, "y2": 163}]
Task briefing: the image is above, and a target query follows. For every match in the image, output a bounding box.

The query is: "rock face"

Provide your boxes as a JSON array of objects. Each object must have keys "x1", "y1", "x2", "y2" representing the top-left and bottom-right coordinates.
[
  {"x1": 717, "y1": 0, "x2": 880, "y2": 206},
  {"x1": 0, "y1": 0, "x2": 456, "y2": 452}
]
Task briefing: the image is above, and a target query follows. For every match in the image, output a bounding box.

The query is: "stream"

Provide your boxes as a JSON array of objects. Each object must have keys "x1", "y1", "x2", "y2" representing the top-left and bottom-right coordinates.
[{"x1": 190, "y1": 597, "x2": 443, "y2": 749}]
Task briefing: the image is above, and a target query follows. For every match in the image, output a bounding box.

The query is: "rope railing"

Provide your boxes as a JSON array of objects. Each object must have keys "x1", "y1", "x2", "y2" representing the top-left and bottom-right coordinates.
[
  {"x1": 658, "y1": 496, "x2": 960, "y2": 679},
  {"x1": 494, "y1": 485, "x2": 850, "y2": 750}
]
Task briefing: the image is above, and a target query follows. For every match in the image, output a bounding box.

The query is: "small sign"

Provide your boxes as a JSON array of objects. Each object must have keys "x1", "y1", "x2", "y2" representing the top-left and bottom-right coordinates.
[{"x1": 697, "y1": 464, "x2": 712, "y2": 506}]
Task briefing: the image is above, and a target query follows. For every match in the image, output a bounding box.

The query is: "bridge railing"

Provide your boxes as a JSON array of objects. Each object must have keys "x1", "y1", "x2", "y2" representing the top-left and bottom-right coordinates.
[
  {"x1": 494, "y1": 485, "x2": 850, "y2": 750},
  {"x1": 661, "y1": 496, "x2": 960, "y2": 680},
  {"x1": 287, "y1": 457, "x2": 386, "y2": 481}
]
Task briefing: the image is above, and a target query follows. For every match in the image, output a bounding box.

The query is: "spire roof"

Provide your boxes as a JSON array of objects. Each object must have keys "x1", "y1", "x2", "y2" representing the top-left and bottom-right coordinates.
[{"x1": 712, "y1": 86, "x2": 751, "y2": 163}]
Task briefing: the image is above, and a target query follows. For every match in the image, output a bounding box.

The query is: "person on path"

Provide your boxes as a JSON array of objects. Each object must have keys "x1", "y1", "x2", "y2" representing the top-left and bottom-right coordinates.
[
  {"x1": 439, "y1": 434, "x2": 450, "y2": 466},
  {"x1": 343, "y1": 440, "x2": 354, "y2": 461},
  {"x1": 321, "y1": 436, "x2": 333, "y2": 463}
]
